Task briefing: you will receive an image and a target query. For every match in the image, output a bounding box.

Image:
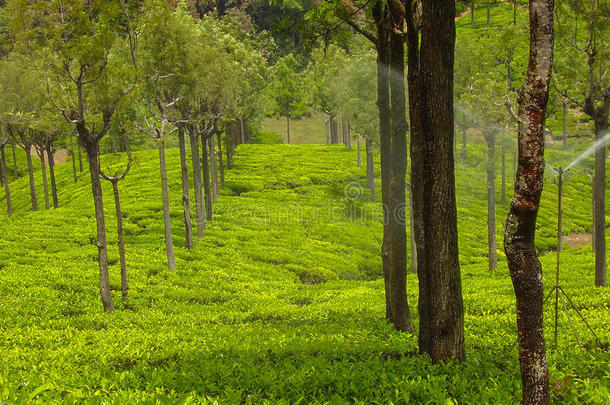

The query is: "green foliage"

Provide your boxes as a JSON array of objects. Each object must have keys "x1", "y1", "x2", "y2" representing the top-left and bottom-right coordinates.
[
  {"x1": 251, "y1": 130, "x2": 283, "y2": 144},
  {"x1": 268, "y1": 53, "x2": 309, "y2": 120}
]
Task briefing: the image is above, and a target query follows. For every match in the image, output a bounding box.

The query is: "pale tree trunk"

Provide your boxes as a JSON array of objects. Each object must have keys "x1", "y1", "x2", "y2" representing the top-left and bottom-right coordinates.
[
  {"x1": 158, "y1": 141, "x2": 176, "y2": 270},
  {"x1": 46, "y1": 144, "x2": 58, "y2": 208},
  {"x1": 111, "y1": 180, "x2": 129, "y2": 300},
  {"x1": 209, "y1": 135, "x2": 219, "y2": 203},
  {"x1": 70, "y1": 130, "x2": 78, "y2": 183},
  {"x1": 593, "y1": 120, "x2": 606, "y2": 287},
  {"x1": 178, "y1": 126, "x2": 194, "y2": 249},
  {"x1": 217, "y1": 132, "x2": 225, "y2": 189},
  {"x1": 25, "y1": 145, "x2": 38, "y2": 211},
  {"x1": 286, "y1": 115, "x2": 291, "y2": 144},
  {"x1": 189, "y1": 125, "x2": 206, "y2": 237},
  {"x1": 365, "y1": 138, "x2": 375, "y2": 202},
  {"x1": 503, "y1": 1, "x2": 554, "y2": 403},
  {"x1": 85, "y1": 143, "x2": 114, "y2": 312},
  {"x1": 0, "y1": 146, "x2": 12, "y2": 217},
  {"x1": 356, "y1": 135, "x2": 362, "y2": 167},
  {"x1": 39, "y1": 147, "x2": 50, "y2": 210},
  {"x1": 201, "y1": 134, "x2": 213, "y2": 221},
  {"x1": 484, "y1": 132, "x2": 498, "y2": 272}
]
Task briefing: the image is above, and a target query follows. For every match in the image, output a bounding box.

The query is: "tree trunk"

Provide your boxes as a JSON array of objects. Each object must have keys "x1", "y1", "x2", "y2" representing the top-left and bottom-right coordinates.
[
  {"x1": 11, "y1": 143, "x2": 17, "y2": 180},
  {"x1": 593, "y1": 120, "x2": 607, "y2": 287},
  {"x1": 346, "y1": 118, "x2": 352, "y2": 151},
  {"x1": 373, "y1": 4, "x2": 393, "y2": 323},
  {"x1": 112, "y1": 180, "x2": 129, "y2": 300},
  {"x1": 209, "y1": 135, "x2": 219, "y2": 203},
  {"x1": 286, "y1": 115, "x2": 291, "y2": 144},
  {"x1": 47, "y1": 144, "x2": 58, "y2": 209},
  {"x1": 25, "y1": 145, "x2": 38, "y2": 211},
  {"x1": 0, "y1": 146, "x2": 12, "y2": 217},
  {"x1": 462, "y1": 110, "x2": 467, "y2": 158},
  {"x1": 365, "y1": 138, "x2": 375, "y2": 202},
  {"x1": 356, "y1": 135, "x2": 362, "y2": 167},
  {"x1": 85, "y1": 142, "x2": 114, "y2": 312},
  {"x1": 78, "y1": 144, "x2": 83, "y2": 173},
  {"x1": 562, "y1": 102, "x2": 568, "y2": 150},
  {"x1": 39, "y1": 148, "x2": 50, "y2": 210},
  {"x1": 189, "y1": 125, "x2": 206, "y2": 237},
  {"x1": 503, "y1": 1, "x2": 553, "y2": 403},
  {"x1": 408, "y1": 183, "x2": 417, "y2": 274},
  {"x1": 514, "y1": 0, "x2": 518, "y2": 25},
  {"x1": 70, "y1": 130, "x2": 78, "y2": 183},
  {"x1": 471, "y1": 1, "x2": 475, "y2": 25},
  {"x1": 159, "y1": 141, "x2": 176, "y2": 271},
  {"x1": 485, "y1": 133, "x2": 498, "y2": 272},
  {"x1": 388, "y1": 26, "x2": 413, "y2": 333},
  {"x1": 486, "y1": 3, "x2": 491, "y2": 25},
  {"x1": 178, "y1": 126, "x2": 194, "y2": 250},
  {"x1": 202, "y1": 133, "x2": 213, "y2": 221},
  {"x1": 417, "y1": 0, "x2": 464, "y2": 362},
  {"x1": 501, "y1": 146, "x2": 507, "y2": 206},
  {"x1": 217, "y1": 132, "x2": 225, "y2": 189}
]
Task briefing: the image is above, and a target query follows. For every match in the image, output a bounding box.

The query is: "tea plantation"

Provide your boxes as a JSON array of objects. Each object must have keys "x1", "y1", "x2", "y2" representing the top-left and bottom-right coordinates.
[{"x1": 0, "y1": 143, "x2": 608, "y2": 403}]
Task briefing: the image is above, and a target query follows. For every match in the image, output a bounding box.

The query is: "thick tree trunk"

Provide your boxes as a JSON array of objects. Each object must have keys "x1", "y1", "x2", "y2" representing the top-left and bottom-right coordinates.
[
  {"x1": 286, "y1": 115, "x2": 291, "y2": 144},
  {"x1": 356, "y1": 135, "x2": 362, "y2": 167},
  {"x1": 504, "y1": 1, "x2": 554, "y2": 403},
  {"x1": 159, "y1": 141, "x2": 176, "y2": 271},
  {"x1": 501, "y1": 146, "x2": 507, "y2": 205},
  {"x1": 178, "y1": 126, "x2": 194, "y2": 250},
  {"x1": 593, "y1": 120, "x2": 607, "y2": 287},
  {"x1": 209, "y1": 135, "x2": 219, "y2": 203},
  {"x1": 417, "y1": 0, "x2": 464, "y2": 362},
  {"x1": 47, "y1": 145, "x2": 58, "y2": 209},
  {"x1": 485, "y1": 133, "x2": 498, "y2": 272},
  {"x1": 85, "y1": 143, "x2": 114, "y2": 312},
  {"x1": 365, "y1": 138, "x2": 375, "y2": 202},
  {"x1": 562, "y1": 103, "x2": 568, "y2": 150},
  {"x1": 388, "y1": 26, "x2": 413, "y2": 333},
  {"x1": 39, "y1": 148, "x2": 50, "y2": 210},
  {"x1": 189, "y1": 126, "x2": 206, "y2": 237},
  {"x1": 0, "y1": 146, "x2": 12, "y2": 217},
  {"x1": 202, "y1": 134, "x2": 213, "y2": 221},
  {"x1": 25, "y1": 146, "x2": 38, "y2": 211},
  {"x1": 11, "y1": 143, "x2": 17, "y2": 180},
  {"x1": 112, "y1": 180, "x2": 128, "y2": 300},
  {"x1": 373, "y1": 4, "x2": 393, "y2": 323},
  {"x1": 70, "y1": 130, "x2": 78, "y2": 183},
  {"x1": 217, "y1": 132, "x2": 225, "y2": 189}
]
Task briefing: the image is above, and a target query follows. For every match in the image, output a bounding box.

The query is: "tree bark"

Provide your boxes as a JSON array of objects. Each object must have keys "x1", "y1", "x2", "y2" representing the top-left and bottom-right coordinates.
[
  {"x1": 0, "y1": 146, "x2": 12, "y2": 217},
  {"x1": 85, "y1": 142, "x2": 114, "y2": 312},
  {"x1": 209, "y1": 135, "x2": 219, "y2": 203},
  {"x1": 178, "y1": 126, "x2": 194, "y2": 250},
  {"x1": 286, "y1": 115, "x2": 291, "y2": 144},
  {"x1": 46, "y1": 144, "x2": 58, "y2": 209},
  {"x1": 365, "y1": 138, "x2": 375, "y2": 202},
  {"x1": 217, "y1": 132, "x2": 225, "y2": 188},
  {"x1": 485, "y1": 132, "x2": 498, "y2": 272},
  {"x1": 202, "y1": 133, "x2": 213, "y2": 221},
  {"x1": 504, "y1": 1, "x2": 554, "y2": 403},
  {"x1": 593, "y1": 120, "x2": 607, "y2": 287},
  {"x1": 11, "y1": 143, "x2": 17, "y2": 180},
  {"x1": 417, "y1": 0, "x2": 464, "y2": 362},
  {"x1": 356, "y1": 135, "x2": 362, "y2": 167},
  {"x1": 25, "y1": 145, "x2": 38, "y2": 211},
  {"x1": 70, "y1": 130, "x2": 78, "y2": 183},
  {"x1": 112, "y1": 180, "x2": 129, "y2": 300},
  {"x1": 78, "y1": 143, "x2": 83, "y2": 173},
  {"x1": 39, "y1": 147, "x2": 50, "y2": 210},
  {"x1": 190, "y1": 125, "x2": 206, "y2": 237},
  {"x1": 159, "y1": 141, "x2": 176, "y2": 270},
  {"x1": 346, "y1": 118, "x2": 352, "y2": 151}
]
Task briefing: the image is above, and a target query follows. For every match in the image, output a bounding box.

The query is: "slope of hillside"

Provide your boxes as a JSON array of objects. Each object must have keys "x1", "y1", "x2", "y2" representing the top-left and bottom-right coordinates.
[{"x1": 0, "y1": 141, "x2": 608, "y2": 403}]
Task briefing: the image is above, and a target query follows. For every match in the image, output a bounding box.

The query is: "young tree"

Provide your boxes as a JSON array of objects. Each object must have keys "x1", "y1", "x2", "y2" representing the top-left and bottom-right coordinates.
[{"x1": 504, "y1": 0, "x2": 554, "y2": 403}]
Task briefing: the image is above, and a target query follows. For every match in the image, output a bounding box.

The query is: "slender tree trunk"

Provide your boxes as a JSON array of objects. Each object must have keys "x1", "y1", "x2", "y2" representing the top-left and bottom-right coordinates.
[
  {"x1": 562, "y1": 102, "x2": 568, "y2": 150},
  {"x1": 418, "y1": 0, "x2": 464, "y2": 362},
  {"x1": 189, "y1": 126, "x2": 206, "y2": 237},
  {"x1": 462, "y1": 110, "x2": 467, "y2": 158},
  {"x1": 0, "y1": 146, "x2": 12, "y2": 217},
  {"x1": 47, "y1": 145, "x2": 58, "y2": 209},
  {"x1": 408, "y1": 183, "x2": 417, "y2": 274},
  {"x1": 78, "y1": 144, "x2": 83, "y2": 173},
  {"x1": 388, "y1": 26, "x2": 413, "y2": 333},
  {"x1": 240, "y1": 116, "x2": 246, "y2": 144},
  {"x1": 39, "y1": 148, "x2": 50, "y2": 210},
  {"x1": 85, "y1": 142, "x2": 114, "y2": 312},
  {"x1": 471, "y1": 1, "x2": 475, "y2": 25},
  {"x1": 209, "y1": 135, "x2": 219, "y2": 203},
  {"x1": 514, "y1": 0, "x2": 518, "y2": 25},
  {"x1": 594, "y1": 120, "x2": 607, "y2": 287},
  {"x1": 217, "y1": 132, "x2": 225, "y2": 189},
  {"x1": 159, "y1": 141, "x2": 176, "y2": 271},
  {"x1": 346, "y1": 118, "x2": 352, "y2": 151},
  {"x1": 504, "y1": 1, "x2": 554, "y2": 403},
  {"x1": 486, "y1": 3, "x2": 491, "y2": 25},
  {"x1": 286, "y1": 115, "x2": 291, "y2": 144},
  {"x1": 365, "y1": 138, "x2": 375, "y2": 202},
  {"x1": 202, "y1": 134, "x2": 213, "y2": 221},
  {"x1": 373, "y1": 4, "x2": 393, "y2": 323},
  {"x1": 356, "y1": 135, "x2": 362, "y2": 167},
  {"x1": 25, "y1": 145, "x2": 38, "y2": 211},
  {"x1": 485, "y1": 133, "x2": 498, "y2": 272},
  {"x1": 11, "y1": 143, "x2": 17, "y2": 180},
  {"x1": 111, "y1": 180, "x2": 128, "y2": 300},
  {"x1": 70, "y1": 130, "x2": 78, "y2": 183},
  {"x1": 178, "y1": 127, "x2": 194, "y2": 250}
]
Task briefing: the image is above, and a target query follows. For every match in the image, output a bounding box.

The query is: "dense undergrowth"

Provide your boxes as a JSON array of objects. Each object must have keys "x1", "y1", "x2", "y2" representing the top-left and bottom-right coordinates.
[{"x1": 0, "y1": 139, "x2": 608, "y2": 403}]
